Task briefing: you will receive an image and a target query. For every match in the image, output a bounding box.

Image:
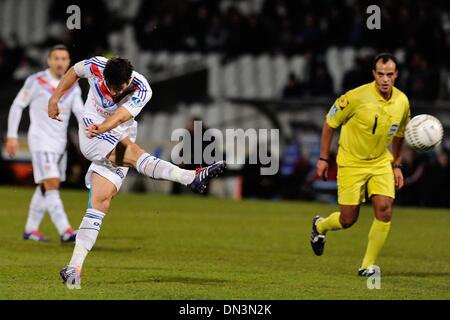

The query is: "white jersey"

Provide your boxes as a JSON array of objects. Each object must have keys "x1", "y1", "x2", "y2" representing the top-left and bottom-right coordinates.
[
  {"x1": 73, "y1": 56, "x2": 152, "y2": 133},
  {"x1": 7, "y1": 69, "x2": 83, "y2": 154}
]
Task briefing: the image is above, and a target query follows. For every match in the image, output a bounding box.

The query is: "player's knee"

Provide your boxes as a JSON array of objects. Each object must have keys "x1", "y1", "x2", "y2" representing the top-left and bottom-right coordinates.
[
  {"x1": 42, "y1": 179, "x2": 60, "y2": 191},
  {"x1": 125, "y1": 143, "x2": 144, "y2": 167},
  {"x1": 376, "y1": 204, "x2": 392, "y2": 222},
  {"x1": 129, "y1": 143, "x2": 144, "y2": 157},
  {"x1": 91, "y1": 193, "x2": 113, "y2": 213},
  {"x1": 340, "y1": 215, "x2": 358, "y2": 229},
  {"x1": 339, "y1": 206, "x2": 359, "y2": 228}
]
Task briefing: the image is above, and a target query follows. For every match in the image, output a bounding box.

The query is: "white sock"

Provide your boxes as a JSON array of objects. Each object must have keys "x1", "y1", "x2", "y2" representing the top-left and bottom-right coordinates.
[
  {"x1": 136, "y1": 153, "x2": 195, "y2": 186},
  {"x1": 25, "y1": 186, "x2": 46, "y2": 232},
  {"x1": 45, "y1": 190, "x2": 71, "y2": 235},
  {"x1": 69, "y1": 208, "x2": 105, "y2": 269}
]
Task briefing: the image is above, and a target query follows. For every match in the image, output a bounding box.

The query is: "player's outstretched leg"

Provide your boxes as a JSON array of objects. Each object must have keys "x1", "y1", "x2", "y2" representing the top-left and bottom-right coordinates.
[
  {"x1": 113, "y1": 139, "x2": 226, "y2": 194},
  {"x1": 60, "y1": 173, "x2": 113, "y2": 288},
  {"x1": 23, "y1": 186, "x2": 48, "y2": 241},
  {"x1": 187, "y1": 161, "x2": 227, "y2": 194},
  {"x1": 135, "y1": 153, "x2": 226, "y2": 194},
  {"x1": 310, "y1": 206, "x2": 358, "y2": 256}
]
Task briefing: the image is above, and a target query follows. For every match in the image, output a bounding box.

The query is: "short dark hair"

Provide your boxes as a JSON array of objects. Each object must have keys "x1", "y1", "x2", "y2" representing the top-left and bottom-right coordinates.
[
  {"x1": 48, "y1": 44, "x2": 70, "y2": 57},
  {"x1": 373, "y1": 52, "x2": 398, "y2": 71},
  {"x1": 103, "y1": 57, "x2": 133, "y2": 89}
]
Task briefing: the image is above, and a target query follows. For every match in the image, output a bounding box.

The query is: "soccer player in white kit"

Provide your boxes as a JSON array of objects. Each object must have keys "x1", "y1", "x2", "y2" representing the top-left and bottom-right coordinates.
[
  {"x1": 6, "y1": 45, "x2": 82, "y2": 242},
  {"x1": 48, "y1": 56, "x2": 226, "y2": 287}
]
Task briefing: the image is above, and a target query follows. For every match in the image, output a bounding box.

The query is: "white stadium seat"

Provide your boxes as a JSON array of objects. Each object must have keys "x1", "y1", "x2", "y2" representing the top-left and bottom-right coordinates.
[
  {"x1": 273, "y1": 55, "x2": 290, "y2": 97},
  {"x1": 238, "y1": 55, "x2": 257, "y2": 98},
  {"x1": 289, "y1": 55, "x2": 307, "y2": 82}
]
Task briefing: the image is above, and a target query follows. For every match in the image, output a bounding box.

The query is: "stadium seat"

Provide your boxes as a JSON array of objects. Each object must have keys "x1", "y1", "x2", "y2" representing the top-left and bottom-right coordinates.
[
  {"x1": 123, "y1": 24, "x2": 139, "y2": 65},
  {"x1": 342, "y1": 47, "x2": 356, "y2": 72},
  {"x1": 172, "y1": 52, "x2": 189, "y2": 69},
  {"x1": 290, "y1": 55, "x2": 307, "y2": 82},
  {"x1": 256, "y1": 55, "x2": 274, "y2": 98},
  {"x1": 223, "y1": 60, "x2": 239, "y2": 98},
  {"x1": 206, "y1": 54, "x2": 222, "y2": 98},
  {"x1": 238, "y1": 55, "x2": 257, "y2": 98},
  {"x1": 273, "y1": 55, "x2": 290, "y2": 97},
  {"x1": 326, "y1": 46, "x2": 343, "y2": 94}
]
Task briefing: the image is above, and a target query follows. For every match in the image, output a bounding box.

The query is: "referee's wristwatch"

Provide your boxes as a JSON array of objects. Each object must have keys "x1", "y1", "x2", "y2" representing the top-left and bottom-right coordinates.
[{"x1": 392, "y1": 163, "x2": 403, "y2": 169}]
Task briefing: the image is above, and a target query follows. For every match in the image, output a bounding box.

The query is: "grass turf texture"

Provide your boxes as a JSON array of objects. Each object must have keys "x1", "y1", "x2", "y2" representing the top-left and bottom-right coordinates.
[{"x1": 0, "y1": 186, "x2": 449, "y2": 300}]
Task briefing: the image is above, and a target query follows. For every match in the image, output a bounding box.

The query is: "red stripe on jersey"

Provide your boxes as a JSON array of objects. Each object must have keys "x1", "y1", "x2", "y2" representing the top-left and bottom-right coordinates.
[
  {"x1": 37, "y1": 76, "x2": 75, "y2": 97},
  {"x1": 91, "y1": 63, "x2": 113, "y2": 100},
  {"x1": 37, "y1": 76, "x2": 56, "y2": 94}
]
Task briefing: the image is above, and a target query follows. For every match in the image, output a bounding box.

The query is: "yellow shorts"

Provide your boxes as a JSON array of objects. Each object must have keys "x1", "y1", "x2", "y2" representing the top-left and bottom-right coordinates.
[{"x1": 337, "y1": 164, "x2": 395, "y2": 205}]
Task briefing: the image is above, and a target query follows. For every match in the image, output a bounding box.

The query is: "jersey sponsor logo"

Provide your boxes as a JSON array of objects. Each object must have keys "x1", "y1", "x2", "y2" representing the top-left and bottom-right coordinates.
[
  {"x1": 388, "y1": 124, "x2": 399, "y2": 136},
  {"x1": 116, "y1": 168, "x2": 125, "y2": 179},
  {"x1": 328, "y1": 104, "x2": 339, "y2": 119},
  {"x1": 95, "y1": 104, "x2": 111, "y2": 117}
]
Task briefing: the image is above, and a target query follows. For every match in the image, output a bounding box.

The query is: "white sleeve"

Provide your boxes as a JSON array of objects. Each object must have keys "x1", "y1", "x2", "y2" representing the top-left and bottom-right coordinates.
[
  {"x1": 74, "y1": 56, "x2": 107, "y2": 78},
  {"x1": 122, "y1": 75, "x2": 152, "y2": 118},
  {"x1": 71, "y1": 87, "x2": 84, "y2": 124},
  {"x1": 73, "y1": 60, "x2": 93, "y2": 78},
  {"x1": 7, "y1": 75, "x2": 36, "y2": 138}
]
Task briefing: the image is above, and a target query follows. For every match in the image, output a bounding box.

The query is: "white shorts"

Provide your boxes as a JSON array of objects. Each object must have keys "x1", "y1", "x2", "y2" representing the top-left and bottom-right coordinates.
[
  {"x1": 31, "y1": 150, "x2": 67, "y2": 184},
  {"x1": 79, "y1": 116, "x2": 138, "y2": 191}
]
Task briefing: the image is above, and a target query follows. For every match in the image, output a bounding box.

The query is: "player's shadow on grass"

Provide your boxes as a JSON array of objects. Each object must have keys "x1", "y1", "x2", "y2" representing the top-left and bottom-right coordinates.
[
  {"x1": 386, "y1": 271, "x2": 450, "y2": 277},
  {"x1": 107, "y1": 275, "x2": 230, "y2": 286},
  {"x1": 93, "y1": 246, "x2": 139, "y2": 253}
]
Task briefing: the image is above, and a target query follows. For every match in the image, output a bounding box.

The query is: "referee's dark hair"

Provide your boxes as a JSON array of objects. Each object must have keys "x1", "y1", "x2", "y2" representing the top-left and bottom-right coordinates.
[
  {"x1": 48, "y1": 44, "x2": 70, "y2": 57},
  {"x1": 373, "y1": 53, "x2": 398, "y2": 71}
]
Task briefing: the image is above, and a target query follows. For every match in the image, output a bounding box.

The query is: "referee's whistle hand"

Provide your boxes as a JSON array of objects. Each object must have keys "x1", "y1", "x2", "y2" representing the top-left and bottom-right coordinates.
[{"x1": 394, "y1": 168, "x2": 404, "y2": 190}]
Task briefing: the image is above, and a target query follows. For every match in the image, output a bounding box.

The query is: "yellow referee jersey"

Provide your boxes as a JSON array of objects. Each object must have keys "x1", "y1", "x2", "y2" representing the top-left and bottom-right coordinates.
[{"x1": 326, "y1": 81, "x2": 410, "y2": 167}]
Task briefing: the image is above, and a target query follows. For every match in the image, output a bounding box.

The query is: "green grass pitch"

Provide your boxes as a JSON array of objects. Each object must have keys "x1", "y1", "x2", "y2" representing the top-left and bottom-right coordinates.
[{"x1": 0, "y1": 186, "x2": 449, "y2": 299}]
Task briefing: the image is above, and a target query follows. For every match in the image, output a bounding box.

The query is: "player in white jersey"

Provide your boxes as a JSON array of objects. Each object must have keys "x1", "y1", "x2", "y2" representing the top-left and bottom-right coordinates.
[
  {"x1": 6, "y1": 45, "x2": 83, "y2": 243},
  {"x1": 48, "y1": 56, "x2": 226, "y2": 287}
]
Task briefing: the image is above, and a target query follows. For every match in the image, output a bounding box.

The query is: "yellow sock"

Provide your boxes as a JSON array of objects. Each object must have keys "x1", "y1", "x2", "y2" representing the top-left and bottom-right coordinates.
[
  {"x1": 361, "y1": 219, "x2": 391, "y2": 269},
  {"x1": 316, "y1": 212, "x2": 343, "y2": 234}
]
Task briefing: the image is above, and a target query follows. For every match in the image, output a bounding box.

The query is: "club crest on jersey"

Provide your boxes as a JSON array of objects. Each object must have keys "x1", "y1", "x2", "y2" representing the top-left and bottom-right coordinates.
[
  {"x1": 102, "y1": 97, "x2": 115, "y2": 109},
  {"x1": 388, "y1": 124, "x2": 399, "y2": 136},
  {"x1": 337, "y1": 95, "x2": 349, "y2": 109}
]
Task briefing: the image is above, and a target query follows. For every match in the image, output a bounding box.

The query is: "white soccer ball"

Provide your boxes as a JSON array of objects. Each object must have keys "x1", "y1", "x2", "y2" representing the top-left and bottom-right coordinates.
[{"x1": 405, "y1": 114, "x2": 444, "y2": 152}]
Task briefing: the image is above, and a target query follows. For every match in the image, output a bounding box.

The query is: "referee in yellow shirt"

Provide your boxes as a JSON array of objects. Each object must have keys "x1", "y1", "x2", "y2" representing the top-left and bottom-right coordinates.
[{"x1": 311, "y1": 53, "x2": 411, "y2": 277}]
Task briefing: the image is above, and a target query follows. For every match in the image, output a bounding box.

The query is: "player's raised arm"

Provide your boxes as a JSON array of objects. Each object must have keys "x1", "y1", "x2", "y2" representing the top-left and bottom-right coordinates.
[{"x1": 48, "y1": 66, "x2": 79, "y2": 121}]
